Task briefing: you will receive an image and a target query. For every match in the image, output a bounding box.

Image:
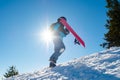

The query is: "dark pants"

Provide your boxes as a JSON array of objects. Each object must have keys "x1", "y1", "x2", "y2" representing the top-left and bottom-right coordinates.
[{"x1": 50, "y1": 37, "x2": 65, "y2": 63}]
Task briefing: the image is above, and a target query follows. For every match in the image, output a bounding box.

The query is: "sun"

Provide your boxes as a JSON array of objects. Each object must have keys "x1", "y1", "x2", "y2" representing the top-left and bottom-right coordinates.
[{"x1": 41, "y1": 28, "x2": 53, "y2": 44}]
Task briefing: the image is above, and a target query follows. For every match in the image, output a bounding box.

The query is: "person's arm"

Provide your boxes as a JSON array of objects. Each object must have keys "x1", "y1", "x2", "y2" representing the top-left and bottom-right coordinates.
[
  {"x1": 64, "y1": 28, "x2": 70, "y2": 35},
  {"x1": 59, "y1": 24, "x2": 70, "y2": 35}
]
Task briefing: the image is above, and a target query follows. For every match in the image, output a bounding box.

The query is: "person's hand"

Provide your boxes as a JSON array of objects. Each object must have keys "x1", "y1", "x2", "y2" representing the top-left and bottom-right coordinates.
[{"x1": 65, "y1": 28, "x2": 70, "y2": 35}]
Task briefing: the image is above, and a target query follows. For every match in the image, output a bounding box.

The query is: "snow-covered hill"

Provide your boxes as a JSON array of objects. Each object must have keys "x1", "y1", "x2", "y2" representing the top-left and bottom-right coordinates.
[{"x1": 5, "y1": 47, "x2": 120, "y2": 80}]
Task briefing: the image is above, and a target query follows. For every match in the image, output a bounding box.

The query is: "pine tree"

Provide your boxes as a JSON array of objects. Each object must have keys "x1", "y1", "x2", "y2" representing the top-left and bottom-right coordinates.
[
  {"x1": 101, "y1": 0, "x2": 120, "y2": 48},
  {"x1": 4, "y1": 66, "x2": 19, "y2": 78}
]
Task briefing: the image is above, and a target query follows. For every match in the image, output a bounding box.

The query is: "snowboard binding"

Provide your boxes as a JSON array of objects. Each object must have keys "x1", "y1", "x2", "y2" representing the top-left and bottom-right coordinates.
[{"x1": 74, "y1": 38, "x2": 80, "y2": 45}]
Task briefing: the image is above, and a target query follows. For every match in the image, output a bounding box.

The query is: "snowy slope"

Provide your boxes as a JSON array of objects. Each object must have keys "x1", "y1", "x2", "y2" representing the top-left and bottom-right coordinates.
[{"x1": 5, "y1": 47, "x2": 120, "y2": 80}]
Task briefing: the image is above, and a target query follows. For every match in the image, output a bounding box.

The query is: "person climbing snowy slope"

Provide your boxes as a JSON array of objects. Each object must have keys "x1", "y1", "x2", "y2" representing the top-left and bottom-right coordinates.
[
  {"x1": 49, "y1": 17, "x2": 70, "y2": 67},
  {"x1": 49, "y1": 16, "x2": 82, "y2": 67}
]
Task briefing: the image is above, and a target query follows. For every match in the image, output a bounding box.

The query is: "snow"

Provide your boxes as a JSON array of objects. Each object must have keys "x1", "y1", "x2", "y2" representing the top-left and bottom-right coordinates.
[{"x1": 5, "y1": 47, "x2": 120, "y2": 80}]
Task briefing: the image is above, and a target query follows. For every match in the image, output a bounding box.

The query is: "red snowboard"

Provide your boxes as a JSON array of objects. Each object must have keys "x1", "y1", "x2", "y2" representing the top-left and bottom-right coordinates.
[{"x1": 60, "y1": 18, "x2": 85, "y2": 47}]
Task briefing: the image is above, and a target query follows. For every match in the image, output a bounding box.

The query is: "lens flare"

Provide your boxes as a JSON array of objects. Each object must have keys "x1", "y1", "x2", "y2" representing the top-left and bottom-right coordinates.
[{"x1": 41, "y1": 29, "x2": 53, "y2": 44}]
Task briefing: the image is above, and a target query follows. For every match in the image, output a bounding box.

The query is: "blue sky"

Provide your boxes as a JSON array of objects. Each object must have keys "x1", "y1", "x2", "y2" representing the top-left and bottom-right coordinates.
[{"x1": 0, "y1": 0, "x2": 107, "y2": 78}]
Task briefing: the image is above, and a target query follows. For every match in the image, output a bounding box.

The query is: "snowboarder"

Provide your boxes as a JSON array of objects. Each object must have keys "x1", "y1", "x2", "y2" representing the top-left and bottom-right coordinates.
[
  {"x1": 49, "y1": 16, "x2": 81, "y2": 67},
  {"x1": 49, "y1": 17, "x2": 70, "y2": 67}
]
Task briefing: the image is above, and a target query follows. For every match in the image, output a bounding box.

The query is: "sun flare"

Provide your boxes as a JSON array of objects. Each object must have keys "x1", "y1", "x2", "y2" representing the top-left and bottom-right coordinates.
[{"x1": 41, "y1": 29, "x2": 53, "y2": 44}]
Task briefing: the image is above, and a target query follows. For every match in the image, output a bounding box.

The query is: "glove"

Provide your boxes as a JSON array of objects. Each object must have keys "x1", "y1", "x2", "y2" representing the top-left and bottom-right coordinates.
[
  {"x1": 74, "y1": 38, "x2": 80, "y2": 45},
  {"x1": 65, "y1": 28, "x2": 70, "y2": 35}
]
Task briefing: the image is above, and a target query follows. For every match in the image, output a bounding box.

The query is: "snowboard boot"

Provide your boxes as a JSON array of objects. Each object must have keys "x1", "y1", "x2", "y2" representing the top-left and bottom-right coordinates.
[{"x1": 49, "y1": 60, "x2": 56, "y2": 68}]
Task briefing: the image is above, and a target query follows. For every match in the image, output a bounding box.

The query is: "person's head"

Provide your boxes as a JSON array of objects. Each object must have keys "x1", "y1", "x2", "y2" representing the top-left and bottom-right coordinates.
[{"x1": 57, "y1": 16, "x2": 67, "y2": 22}]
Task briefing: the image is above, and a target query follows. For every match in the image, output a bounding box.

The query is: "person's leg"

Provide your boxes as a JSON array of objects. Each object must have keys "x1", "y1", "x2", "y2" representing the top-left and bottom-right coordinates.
[{"x1": 49, "y1": 38, "x2": 65, "y2": 67}]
